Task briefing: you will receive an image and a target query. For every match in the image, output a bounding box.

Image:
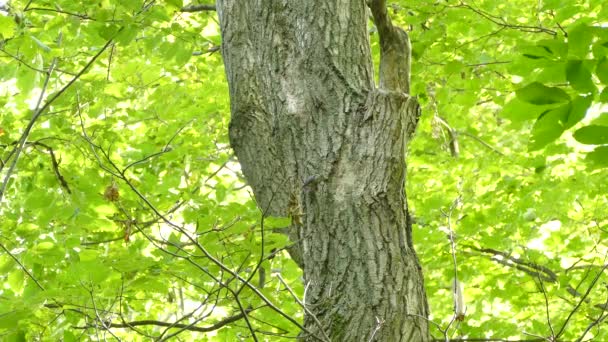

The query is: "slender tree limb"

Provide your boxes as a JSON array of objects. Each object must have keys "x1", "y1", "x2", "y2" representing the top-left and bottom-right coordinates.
[
  {"x1": 434, "y1": 116, "x2": 460, "y2": 158},
  {"x1": 277, "y1": 274, "x2": 331, "y2": 342},
  {"x1": 181, "y1": 4, "x2": 215, "y2": 12},
  {"x1": 0, "y1": 58, "x2": 56, "y2": 203},
  {"x1": 464, "y1": 245, "x2": 593, "y2": 300},
  {"x1": 459, "y1": 131, "x2": 504, "y2": 156},
  {"x1": 78, "y1": 120, "x2": 320, "y2": 339},
  {"x1": 75, "y1": 308, "x2": 253, "y2": 333},
  {"x1": 0, "y1": 49, "x2": 47, "y2": 73},
  {"x1": 29, "y1": 141, "x2": 71, "y2": 193},
  {"x1": 452, "y1": 3, "x2": 556, "y2": 36},
  {"x1": 577, "y1": 304, "x2": 608, "y2": 342},
  {"x1": 555, "y1": 262, "x2": 608, "y2": 340},
  {"x1": 0, "y1": 241, "x2": 45, "y2": 290},
  {"x1": 534, "y1": 271, "x2": 556, "y2": 340},
  {"x1": 24, "y1": 7, "x2": 91, "y2": 19},
  {"x1": 0, "y1": 31, "x2": 119, "y2": 204},
  {"x1": 441, "y1": 196, "x2": 466, "y2": 336}
]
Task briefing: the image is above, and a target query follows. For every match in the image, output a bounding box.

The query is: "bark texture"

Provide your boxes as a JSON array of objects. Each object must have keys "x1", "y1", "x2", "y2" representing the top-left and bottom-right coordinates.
[{"x1": 217, "y1": 1, "x2": 429, "y2": 340}]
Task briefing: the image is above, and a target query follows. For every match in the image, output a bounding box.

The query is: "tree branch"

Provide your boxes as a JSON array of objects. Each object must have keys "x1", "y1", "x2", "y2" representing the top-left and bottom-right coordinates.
[
  {"x1": 30, "y1": 141, "x2": 71, "y2": 193},
  {"x1": 367, "y1": 0, "x2": 411, "y2": 93},
  {"x1": 75, "y1": 308, "x2": 253, "y2": 333},
  {"x1": 0, "y1": 241, "x2": 44, "y2": 290},
  {"x1": 452, "y1": 3, "x2": 556, "y2": 36},
  {"x1": 181, "y1": 4, "x2": 215, "y2": 12},
  {"x1": 0, "y1": 31, "x2": 119, "y2": 204}
]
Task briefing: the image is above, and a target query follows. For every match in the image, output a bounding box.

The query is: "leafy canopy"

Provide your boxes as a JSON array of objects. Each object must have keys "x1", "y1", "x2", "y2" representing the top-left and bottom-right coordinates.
[{"x1": 0, "y1": 0, "x2": 607, "y2": 341}]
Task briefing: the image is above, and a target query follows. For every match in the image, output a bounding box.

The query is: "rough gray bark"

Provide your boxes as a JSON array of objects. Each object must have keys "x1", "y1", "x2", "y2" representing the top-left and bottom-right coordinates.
[{"x1": 217, "y1": 1, "x2": 429, "y2": 341}]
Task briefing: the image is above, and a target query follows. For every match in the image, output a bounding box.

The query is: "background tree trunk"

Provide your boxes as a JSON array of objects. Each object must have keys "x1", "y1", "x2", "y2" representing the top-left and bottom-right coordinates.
[{"x1": 217, "y1": 1, "x2": 430, "y2": 340}]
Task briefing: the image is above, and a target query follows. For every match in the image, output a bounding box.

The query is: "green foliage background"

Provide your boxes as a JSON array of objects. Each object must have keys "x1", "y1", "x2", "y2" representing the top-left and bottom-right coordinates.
[{"x1": 0, "y1": 0, "x2": 607, "y2": 341}]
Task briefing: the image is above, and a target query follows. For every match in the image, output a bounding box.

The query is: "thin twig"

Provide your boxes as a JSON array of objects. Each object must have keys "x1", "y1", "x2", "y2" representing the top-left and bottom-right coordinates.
[
  {"x1": 555, "y1": 261, "x2": 608, "y2": 339},
  {"x1": 0, "y1": 58, "x2": 56, "y2": 203},
  {"x1": 0, "y1": 241, "x2": 44, "y2": 290},
  {"x1": 459, "y1": 131, "x2": 505, "y2": 156},
  {"x1": 1, "y1": 31, "x2": 119, "y2": 204},
  {"x1": 276, "y1": 274, "x2": 331, "y2": 342},
  {"x1": 442, "y1": 196, "x2": 464, "y2": 338}
]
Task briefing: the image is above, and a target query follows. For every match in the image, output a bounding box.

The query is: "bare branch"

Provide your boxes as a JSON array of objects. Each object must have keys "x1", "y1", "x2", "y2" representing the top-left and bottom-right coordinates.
[
  {"x1": 0, "y1": 241, "x2": 45, "y2": 290},
  {"x1": 181, "y1": 4, "x2": 215, "y2": 12},
  {"x1": 75, "y1": 309, "x2": 253, "y2": 333},
  {"x1": 1, "y1": 30, "x2": 119, "y2": 204}
]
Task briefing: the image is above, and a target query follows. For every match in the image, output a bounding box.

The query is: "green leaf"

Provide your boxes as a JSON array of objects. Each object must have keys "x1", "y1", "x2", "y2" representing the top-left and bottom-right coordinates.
[
  {"x1": 30, "y1": 36, "x2": 51, "y2": 53},
  {"x1": 78, "y1": 249, "x2": 99, "y2": 262},
  {"x1": 166, "y1": 0, "x2": 183, "y2": 10},
  {"x1": 568, "y1": 23, "x2": 593, "y2": 58},
  {"x1": 264, "y1": 216, "x2": 291, "y2": 228},
  {"x1": 529, "y1": 104, "x2": 569, "y2": 150},
  {"x1": 516, "y1": 82, "x2": 570, "y2": 105},
  {"x1": 5, "y1": 330, "x2": 26, "y2": 342},
  {"x1": 590, "y1": 112, "x2": 608, "y2": 126},
  {"x1": 501, "y1": 97, "x2": 553, "y2": 124},
  {"x1": 601, "y1": 87, "x2": 608, "y2": 103},
  {"x1": 116, "y1": 24, "x2": 138, "y2": 45},
  {"x1": 564, "y1": 95, "x2": 592, "y2": 129},
  {"x1": 0, "y1": 15, "x2": 16, "y2": 39},
  {"x1": 566, "y1": 60, "x2": 596, "y2": 93},
  {"x1": 537, "y1": 38, "x2": 568, "y2": 58},
  {"x1": 0, "y1": 310, "x2": 28, "y2": 329},
  {"x1": 597, "y1": 57, "x2": 608, "y2": 84},
  {"x1": 444, "y1": 61, "x2": 465, "y2": 74},
  {"x1": 8, "y1": 270, "x2": 25, "y2": 292},
  {"x1": 573, "y1": 125, "x2": 608, "y2": 144},
  {"x1": 585, "y1": 145, "x2": 608, "y2": 168}
]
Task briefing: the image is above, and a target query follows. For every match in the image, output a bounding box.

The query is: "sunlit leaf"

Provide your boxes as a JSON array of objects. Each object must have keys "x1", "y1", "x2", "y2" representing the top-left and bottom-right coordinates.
[
  {"x1": 573, "y1": 125, "x2": 608, "y2": 144},
  {"x1": 516, "y1": 82, "x2": 570, "y2": 105},
  {"x1": 566, "y1": 60, "x2": 596, "y2": 93}
]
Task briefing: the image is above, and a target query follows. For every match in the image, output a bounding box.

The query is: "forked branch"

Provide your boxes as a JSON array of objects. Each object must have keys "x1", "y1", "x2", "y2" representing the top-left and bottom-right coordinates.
[{"x1": 367, "y1": 0, "x2": 411, "y2": 93}]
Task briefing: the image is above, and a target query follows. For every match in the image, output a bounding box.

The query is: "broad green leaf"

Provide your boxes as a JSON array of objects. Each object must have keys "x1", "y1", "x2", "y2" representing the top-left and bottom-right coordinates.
[
  {"x1": 593, "y1": 38, "x2": 608, "y2": 59},
  {"x1": 444, "y1": 61, "x2": 465, "y2": 74},
  {"x1": 501, "y1": 97, "x2": 553, "y2": 124},
  {"x1": 264, "y1": 216, "x2": 291, "y2": 228},
  {"x1": 590, "y1": 112, "x2": 608, "y2": 126},
  {"x1": 166, "y1": 0, "x2": 183, "y2": 10},
  {"x1": 566, "y1": 60, "x2": 596, "y2": 93},
  {"x1": 568, "y1": 23, "x2": 594, "y2": 59},
  {"x1": 4, "y1": 330, "x2": 26, "y2": 342},
  {"x1": 529, "y1": 104, "x2": 569, "y2": 150},
  {"x1": 0, "y1": 310, "x2": 28, "y2": 329},
  {"x1": 33, "y1": 241, "x2": 55, "y2": 251},
  {"x1": 537, "y1": 38, "x2": 568, "y2": 58},
  {"x1": 516, "y1": 82, "x2": 570, "y2": 105},
  {"x1": 601, "y1": 87, "x2": 608, "y2": 103},
  {"x1": 564, "y1": 95, "x2": 592, "y2": 129},
  {"x1": 78, "y1": 249, "x2": 99, "y2": 262},
  {"x1": 116, "y1": 24, "x2": 138, "y2": 45},
  {"x1": 597, "y1": 57, "x2": 608, "y2": 84},
  {"x1": 585, "y1": 146, "x2": 608, "y2": 168},
  {"x1": 0, "y1": 15, "x2": 15, "y2": 39},
  {"x1": 573, "y1": 125, "x2": 608, "y2": 144},
  {"x1": 8, "y1": 271, "x2": 24, "y2": 292}
]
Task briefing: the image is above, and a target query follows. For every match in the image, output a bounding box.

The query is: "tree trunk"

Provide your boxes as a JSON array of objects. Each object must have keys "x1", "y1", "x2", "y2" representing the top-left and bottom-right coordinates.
[{"x1": 216, "y1": 1, "x2": 430, "y2": 341}]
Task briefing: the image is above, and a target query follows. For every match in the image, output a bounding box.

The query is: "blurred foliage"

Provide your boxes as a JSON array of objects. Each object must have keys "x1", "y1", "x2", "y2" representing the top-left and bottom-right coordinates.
[{"x1": 0, "y1": 0, "x2": 606, "y2": 341}]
